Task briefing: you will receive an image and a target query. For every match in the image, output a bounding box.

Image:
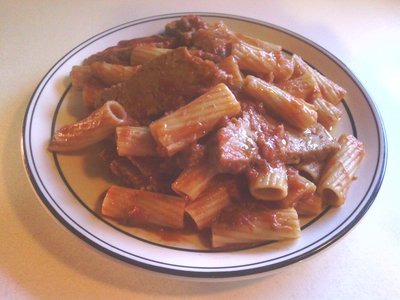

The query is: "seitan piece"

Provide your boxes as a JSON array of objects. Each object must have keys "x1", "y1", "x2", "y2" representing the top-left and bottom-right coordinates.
[
  {"x1": 284, "y1": 123, "x2": 340, "y2": 164},
  {"x1": 95, "y1": 47, "x2": 228, "y2": 123},
  {"x1": 215, "y1": 104, "x2": 286, "y2": 173}
]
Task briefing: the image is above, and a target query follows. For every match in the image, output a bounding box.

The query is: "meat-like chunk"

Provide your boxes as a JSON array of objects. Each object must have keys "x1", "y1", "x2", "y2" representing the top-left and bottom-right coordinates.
[
  {"x1": 192, "y1": 21, "x2": 235, "y2": 57},
  {"x1": 109, "y1": 157, "x2": 149, "y2": 188},
  {"x1": 285, "y1": 123, "x2": 340, "y2": 164},
  {"x1": 165, "y1": 15, "x2": 208, "y2": 46},
  {"x1": 95, "y1": 47, "x2": 228, "y2": 123},
  {"x1": 215, "y1": 104, "x2": 286, "y2": 173},
  {"x1": 127, "y1": 156, "x2": 181, "y2": 194},
  {"x1": 216, "y1": 113, "x2": 258, "y2": 173}
]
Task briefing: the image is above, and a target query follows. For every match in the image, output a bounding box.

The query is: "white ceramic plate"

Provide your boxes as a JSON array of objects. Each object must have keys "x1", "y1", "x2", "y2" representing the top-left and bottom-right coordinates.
[{"x1": 22, "y1": 13, "x2": 387, "y2": 280}]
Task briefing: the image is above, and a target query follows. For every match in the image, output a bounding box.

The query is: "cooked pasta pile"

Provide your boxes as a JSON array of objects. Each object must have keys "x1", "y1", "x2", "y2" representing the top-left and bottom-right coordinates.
[{"x1": 49, "y1": 16, "x2": 365, "y2": 249}]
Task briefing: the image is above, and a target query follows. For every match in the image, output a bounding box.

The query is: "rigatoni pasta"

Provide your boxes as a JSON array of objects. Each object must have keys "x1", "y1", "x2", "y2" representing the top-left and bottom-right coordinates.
[
  {"x1": 234, "y1": 32, "x2": 282, "y2": 52},
  {"x1": 149, "y1": 83, "x2": 241, "y2": 156},
  {"x1": 172, "y1": 161, "x2": 218, "y2": 201},
  {"x1": 312, "y1": 97, "x2": 343, "y2": 130},
  {"x1": 185, "y1": 183, "x2": 231, "y2": 230},
  {"x1": 232, "y1": 41, "x2": 277, "y2": 76},
  {"x1": 295, "y1": 160, "x2": 325, "y2": 183},
  {"x1": 280, "y1": 169, "x2": 316, "y2": 209},
  {"x1": 317, "y1": 134, "x2": 365, "y2": 206},
  {"x1": 48, "y1": 100, "x2": 129, "y2": 152},
  {"x1": 292, "y1": 54, "x2": 347, "y2": 105},
  {"x1": 295, "y1": 193, "x2": 323, "y2": 216},
  {"x1": 130, "y1": 45, "x2": 172, "y2": 66},
  {"x1": 211, "y1": 206, "x2": 301, "y2": 248},
  {"x1": 90, "y1": 61, "x2": 140, "y2": 86},
  {"x1": 247, "y1": 164, "x2": 288, "y2": 201},
  {"x1": 218, "y1": 55, "x2": 244, "y2": 90},
  {"x1": 243, "y1": 75, "x2": 318, "y2": 130},
  {"x1": 102, "y1": 185, "x2": 186, "y2": 229},
  {"x1": 49, "y1": 15, "x2": 364, "y2": 250},
  {"x1": 116, "y1": 126, "x2": 158, "y2": 157}
]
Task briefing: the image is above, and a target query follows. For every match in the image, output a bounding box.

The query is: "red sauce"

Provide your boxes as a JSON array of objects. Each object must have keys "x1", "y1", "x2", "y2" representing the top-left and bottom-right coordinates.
[{"x1": 80, "y1": 15, "x2": 341, "y2": 249}]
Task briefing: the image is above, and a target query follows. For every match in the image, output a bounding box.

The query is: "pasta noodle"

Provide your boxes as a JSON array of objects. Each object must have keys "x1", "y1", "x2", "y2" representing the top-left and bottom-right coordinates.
[
  {"x1": 172, "y1": 161, "x2": 218, "y2": 201},
  {"x1": 102, "y1": 185, "x2": 185, "y2": 229},
  {"x1": 116, "y1": 126, "x2": 158, "y2": 157},
  {"x1": 82, "y1": 80, "x2": 105, "y2": 109},
  {"x1": 49, "y1": 16, "x2": 364, "y2": 249},
  {"x1": 295, "y1": 160, "x2": 325, "y2": 183},
  {"x1": 313, "y1": 97, "x2": 343, "y2": 129},
  {"x1": 280, "y1": 169, "x2": 316, "y2": 209},
  {"x1": 48, "y1": 100, "x2": 129, "y2": 152},
  {"x1": 70, "y1": 65, "x2": 92, "y2": 89},
  {"x1": 90, "y1": 61, "x2": 140, "y2": 86},
  {"x1": 218, "y1": 55, "x2": 244, "y2": 90},
  {"x1": 149, "y1": 83, "x2": 241, "y2": 157},
  {"x1": 292, "y1": 54, "x2": 347, "y2": 105},
  {"x1": 243, "y1": 75, "x2": 318, "y2": 130},
  {"x1": 211, "y1": 206, "x2": 301, "y2": 248},
  {"x1": 232, "y1": 41, "x2": 276, "y2": 76},
  {"x1": 130, "y1": 45, "x2": 172, "y2": 65},
  {"x1": 234, "y1": 32, "x2": 282, "y2": 52},
  {"x1": 295, "y1": 193, "x2": 322, "y2": 216},
  {"x1": 247, "y1": 164, "x2": 288, "y2": 201},
  {"x1": 185, "y1": 183, "x2": 231, "y2": 230},
  {"x1": 317, "y1": 134, "x2": 365, "y2": 206}
]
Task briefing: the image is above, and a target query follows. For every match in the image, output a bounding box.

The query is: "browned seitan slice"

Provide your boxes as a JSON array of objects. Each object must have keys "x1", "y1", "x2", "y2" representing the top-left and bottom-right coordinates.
[
  {"x1": 285, "y1": 123, "x2": 340, "y2": 164},
  {"x1": 215, "y1": 104, "x2": 286, "y2": 174},
  {"x1": 95, "y1": 47, "x2": 228, "y2": 124}
]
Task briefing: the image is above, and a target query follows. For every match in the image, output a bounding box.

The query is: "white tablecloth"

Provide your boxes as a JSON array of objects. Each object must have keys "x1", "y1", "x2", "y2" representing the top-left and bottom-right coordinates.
[{"x1": 1, "y1": 1, "x2": 399, "y2": 299}]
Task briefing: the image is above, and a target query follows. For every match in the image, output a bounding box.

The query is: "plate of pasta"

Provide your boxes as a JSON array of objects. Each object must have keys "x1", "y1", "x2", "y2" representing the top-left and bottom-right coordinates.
[{"x1": 22, "y1": 13, "x2": 386, "y2": 280}]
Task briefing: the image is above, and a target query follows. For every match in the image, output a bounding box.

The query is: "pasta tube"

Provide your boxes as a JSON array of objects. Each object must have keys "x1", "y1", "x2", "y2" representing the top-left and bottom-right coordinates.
[
  {"x1": 280, "y1": 169, "x2": 316, "y2": 208},
  {"x1": 90, "y1": 61, "x2": 140, "y2": 86},
  {"x1": 70, "y1": 65, "x2": 92, "y2": 89},
  {"x1": 312, "y1": 69, "x2": 347, "y2": 106},
  {"x1": 48, "y1": 100, "x2": 129, "y2": 152},
  {"x1": 293, "y1": 55, "x2": 347, "y2": 105},
  {"x1": 116, "y1": 126, "x2": 157, "y2": 157},
  {"x1": 276, "y1": 70, "x2": 319, "y2": 101},
  {"x1": 218, "y1": 55, "x2": 243, "y2": 90},
  {"x1": 247, "y1": 164, "x2": 288, "y2": 201},
  {"x1": 313, "y1": 97, "x2": 342, "y2": 130},
  {"x1": 149, "y1": 83, "x2": 241, "y2": 157},
  {"x1": 244, "y1": 75, "x2": 318, "y2": 130},
  {"x1": 277, "y1": 69, "x2": 342, "y2": 129},
  {"x1": 273, "y1": 51, "x2": 294, "y2": 82},
  {"x1": 232, "y1": 41, "x2": 276, "y2": 75},
  {"x1": 234, "y1": 32, "x2": 282, "y2": 52},
  {"x1": 130, "y1": 45, "x2": 171, "y2": 66},
  {"x1": 317, "y1": 134, "x2": 365, "y2": 206},
  {"x1": 211, "y1": 206, "x2": 300, "y2": 248},
  {"x1": 295, "y1": 193, "x2": 322, "y2": 216},
  {"x1": 172, "y1": 161, "x2": 218, "y2": 201},
  {"x1": 185, "y1": 184, "x2": 231, "y2": 230},
  {"x1": 102, "y1": 185, "x2": 186, "y2": 229},
  {"x1": 295, "y1": 160, "x2": 325, "y2": 183},
  {"x1": 82, "y1": 80, "x2": 105, "y2": 109}
]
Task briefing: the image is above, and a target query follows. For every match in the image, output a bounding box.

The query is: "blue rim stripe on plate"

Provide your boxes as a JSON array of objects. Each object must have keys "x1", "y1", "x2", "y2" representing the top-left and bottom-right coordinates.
[{"x1": 22, "y1": 12, "x2": 387, "y2": 278}]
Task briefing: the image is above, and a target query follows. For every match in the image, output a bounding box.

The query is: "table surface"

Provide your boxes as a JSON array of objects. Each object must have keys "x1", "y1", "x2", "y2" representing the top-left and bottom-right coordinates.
[{"x1": 1, "y1": 1, "x2": 399, "y2": 299}]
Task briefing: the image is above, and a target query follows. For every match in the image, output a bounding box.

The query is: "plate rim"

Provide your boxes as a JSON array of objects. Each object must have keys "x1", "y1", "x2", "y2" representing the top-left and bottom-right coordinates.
[{"x1": 21, "y1": 12, "x2": 388, "y2": 279}]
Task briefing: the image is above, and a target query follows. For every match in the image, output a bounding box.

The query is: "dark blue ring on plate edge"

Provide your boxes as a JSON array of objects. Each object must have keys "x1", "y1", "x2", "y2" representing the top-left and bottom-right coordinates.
[
  {"x1": 22, "y1": 11, "x2": 388, "y2": 278},
  {"x1": 22, "y1": 12, "x2": 387, "y2": 278}
]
